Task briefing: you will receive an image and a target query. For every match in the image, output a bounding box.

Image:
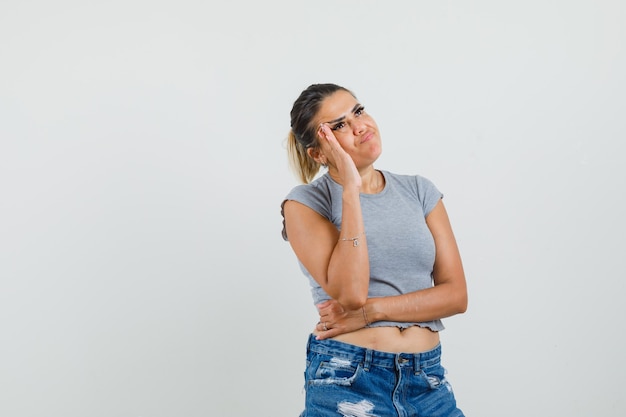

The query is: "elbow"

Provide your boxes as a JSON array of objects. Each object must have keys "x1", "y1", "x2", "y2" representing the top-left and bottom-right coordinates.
[
  {"x1": 445, "y1": 276, "x2": 468, "y2": 315},
  {"x1": 337, "y1": 291, "x2": 368, "y2": 311},
  {"x1": 326, "y1": 272, "x2": 369, "y2": 310},
  {"x1": 455, "y1": 290, "x2": 468, "y2": 315}
]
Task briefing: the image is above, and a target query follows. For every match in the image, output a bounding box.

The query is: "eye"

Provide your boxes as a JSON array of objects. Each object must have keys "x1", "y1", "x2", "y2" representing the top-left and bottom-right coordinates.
[
  {"x1": 355, "y1": 106, "x2": 365, "y2": 116},
  {"x1": 331, "y1": 122, "x2": 346, "y2": 131}
]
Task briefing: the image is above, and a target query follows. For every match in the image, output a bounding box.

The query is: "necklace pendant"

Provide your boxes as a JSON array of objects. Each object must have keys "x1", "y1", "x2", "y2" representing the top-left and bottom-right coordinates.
[{"x1": 353, "y1": 239, "x2": 359, "y2": 247}]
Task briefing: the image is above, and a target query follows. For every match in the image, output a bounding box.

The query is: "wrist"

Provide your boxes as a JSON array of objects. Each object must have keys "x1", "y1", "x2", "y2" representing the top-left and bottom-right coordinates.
[
  {"x1": 342, "y1": 188, "x2": 361, "y2": 201},
  {"x1": 361, "y1": 306, "x2": 371, "y2": 327},
  {"x1": 364, "y1": 299, "x2": 382, "y2": 324}
]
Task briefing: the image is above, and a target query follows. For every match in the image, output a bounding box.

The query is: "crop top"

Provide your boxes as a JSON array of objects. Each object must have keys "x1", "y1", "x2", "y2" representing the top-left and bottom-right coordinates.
[{"x1": 281, "y1": 170, "x2": 445, "y2": 332}]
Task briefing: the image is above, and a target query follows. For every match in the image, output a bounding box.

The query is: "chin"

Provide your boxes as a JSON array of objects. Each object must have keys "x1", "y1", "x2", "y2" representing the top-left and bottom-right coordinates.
[{"x1": 370, "y1": 145, "x2": 383, "y2": 159}]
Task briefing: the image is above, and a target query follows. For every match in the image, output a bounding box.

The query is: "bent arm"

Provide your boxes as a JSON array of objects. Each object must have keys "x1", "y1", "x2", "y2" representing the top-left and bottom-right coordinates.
[
  {"x1": 316, "y1": 199, "x2": 467, "y2": 339},
  {"x1": 366, "y1": 199, "x2": 467, "y2": 323},
  {"x1": 283, "y1": 192, "x2": 370, "y2": 309}
]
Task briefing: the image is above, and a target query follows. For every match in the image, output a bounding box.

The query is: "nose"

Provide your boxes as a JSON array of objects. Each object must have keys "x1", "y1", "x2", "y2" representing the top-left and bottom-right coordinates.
[{"x1": 352, "y1": 119, "x2": 366, "y2": 135}]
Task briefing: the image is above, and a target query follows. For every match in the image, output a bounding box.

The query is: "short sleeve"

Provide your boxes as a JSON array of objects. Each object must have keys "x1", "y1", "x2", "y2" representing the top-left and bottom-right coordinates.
[
  {"x1": 415, "y1": 175, "x2": 443, "y2": 217},
  {"x1": 280, "y1": 182, "x2": 333, "y2": 241}
]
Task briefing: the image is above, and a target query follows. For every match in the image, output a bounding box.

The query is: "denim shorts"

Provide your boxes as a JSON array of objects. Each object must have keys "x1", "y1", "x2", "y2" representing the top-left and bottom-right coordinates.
[{"x1": 300, "y1": 334, "x2": 464, "y2": 417}]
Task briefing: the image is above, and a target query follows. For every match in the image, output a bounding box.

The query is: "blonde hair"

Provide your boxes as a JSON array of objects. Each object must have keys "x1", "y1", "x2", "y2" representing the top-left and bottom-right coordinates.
[{"x1": 286, "y1": 129, "x2": 322, "y2": 184}]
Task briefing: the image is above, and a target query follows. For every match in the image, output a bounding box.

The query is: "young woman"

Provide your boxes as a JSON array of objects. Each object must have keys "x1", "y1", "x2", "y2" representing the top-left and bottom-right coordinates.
[{"x1": 281, "y1": 83, "x2": 467, "y2": 417}]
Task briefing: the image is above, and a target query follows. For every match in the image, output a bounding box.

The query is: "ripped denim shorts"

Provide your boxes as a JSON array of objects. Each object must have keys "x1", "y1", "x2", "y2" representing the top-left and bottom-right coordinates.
[{"x1": 300, "y1": 334, "x2": 464, "y2": 417}]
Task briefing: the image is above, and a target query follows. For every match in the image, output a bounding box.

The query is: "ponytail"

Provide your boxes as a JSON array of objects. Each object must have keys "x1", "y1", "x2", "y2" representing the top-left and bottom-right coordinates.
[{"x1": 286, "y1": 129, "x2": 322, "y2": 184}]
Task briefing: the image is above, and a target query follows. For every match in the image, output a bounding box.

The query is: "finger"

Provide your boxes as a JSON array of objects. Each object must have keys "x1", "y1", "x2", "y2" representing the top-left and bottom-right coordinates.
[
  {"x1": 315, "y1": 328, "x2": 340, "y2": 341},
  {"x1": 317, "y1": 305, "x2": 330, "y2": 316},
  {"x1": 319, "y1": 124, "x2": 341, "y2": 151},
  {"x1": 316, "y1": 126, "x2": 336, "y2": 164},
  {"x1": 318, "y1": 123, "x2": 330, "y2": 139},
  {"x1": 316, "y1": 300, "x2": 332, "y2": 311},
  {"x1": 317, "y1": 124, "x2": 329, "y2": 145}
]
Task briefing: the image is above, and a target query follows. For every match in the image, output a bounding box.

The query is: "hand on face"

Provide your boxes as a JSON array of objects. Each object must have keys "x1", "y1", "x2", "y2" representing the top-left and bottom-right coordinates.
[{"x1": 318, "y1": 123, "x2": 362, "y2": 190}]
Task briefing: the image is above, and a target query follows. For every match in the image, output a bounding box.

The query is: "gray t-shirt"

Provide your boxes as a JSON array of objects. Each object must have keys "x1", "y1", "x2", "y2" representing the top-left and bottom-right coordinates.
[{"x1": 281, "y1": 170, "x2": 444, "y2": 331}]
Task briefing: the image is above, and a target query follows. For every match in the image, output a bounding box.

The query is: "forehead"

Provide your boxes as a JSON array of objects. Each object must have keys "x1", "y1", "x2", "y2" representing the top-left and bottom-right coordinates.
[{"x1": 316, "y1": 90, "x2": 358, "y2": 123}]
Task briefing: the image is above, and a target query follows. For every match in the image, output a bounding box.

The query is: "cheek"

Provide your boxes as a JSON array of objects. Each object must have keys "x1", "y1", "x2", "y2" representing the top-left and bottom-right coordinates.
[{"x1": 333, "y1": 133, "x2": 353, "y2": 149}]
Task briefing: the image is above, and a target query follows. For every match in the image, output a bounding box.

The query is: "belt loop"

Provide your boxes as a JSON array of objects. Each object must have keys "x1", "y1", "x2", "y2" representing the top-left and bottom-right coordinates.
[
  {"x1": 413, "y1": 353, "x2": 421, "y2": 375},
  {"x1": 364, "y1": 349, "x2": 373, "y2": 372}
]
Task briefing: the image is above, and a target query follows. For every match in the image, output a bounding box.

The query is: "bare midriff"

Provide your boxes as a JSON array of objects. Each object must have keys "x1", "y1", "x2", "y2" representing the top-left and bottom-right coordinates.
[{"x1": 313, "y1": 325, "x2": 440, "y2": 354}]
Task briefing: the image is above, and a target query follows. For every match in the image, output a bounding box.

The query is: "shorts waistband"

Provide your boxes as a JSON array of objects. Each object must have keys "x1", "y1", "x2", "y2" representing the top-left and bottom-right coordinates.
[{"x1": 306, "y1": 333, "x2": 442, "y2": 372}]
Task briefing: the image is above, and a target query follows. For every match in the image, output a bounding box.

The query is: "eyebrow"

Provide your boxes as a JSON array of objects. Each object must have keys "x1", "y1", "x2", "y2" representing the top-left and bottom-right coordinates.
[{"x1": 324, "y1": 103, "x2": 362, "y2": 125}]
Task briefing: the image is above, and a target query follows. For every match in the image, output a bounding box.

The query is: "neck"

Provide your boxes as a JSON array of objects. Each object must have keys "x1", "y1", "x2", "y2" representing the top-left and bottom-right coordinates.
[
  {"x1": 328, "y1": 166, "x2": 384, "y2": 194},
  {"x1": 360, "y1": 168, "x2": 384, "y2": 194}
]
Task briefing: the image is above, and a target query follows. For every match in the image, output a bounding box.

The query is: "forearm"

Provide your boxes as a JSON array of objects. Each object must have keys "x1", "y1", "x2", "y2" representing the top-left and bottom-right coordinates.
[
  {"x1": 326, "y1": 188, "x2": 370, "y2": 309},
  {"x1": 362, "y1": 199, "x2": 468, "y2": 324},
  {"x1": 315, "y1": 282, "x2": 466, "y2": 341},
  {"x1": 365, "y1": 281, "x2": 467, "y2": 324}
]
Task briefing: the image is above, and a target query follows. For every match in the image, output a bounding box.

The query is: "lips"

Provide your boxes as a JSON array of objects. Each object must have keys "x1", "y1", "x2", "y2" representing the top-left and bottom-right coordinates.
[{"x1": 360, "y1": 131, "x2": 374, "y2": 144}]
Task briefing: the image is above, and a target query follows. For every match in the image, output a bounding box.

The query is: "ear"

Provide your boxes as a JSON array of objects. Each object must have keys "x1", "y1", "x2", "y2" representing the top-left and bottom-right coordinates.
[{"x1": 307, "y1": 147, "x2": 327, "y2": 165}]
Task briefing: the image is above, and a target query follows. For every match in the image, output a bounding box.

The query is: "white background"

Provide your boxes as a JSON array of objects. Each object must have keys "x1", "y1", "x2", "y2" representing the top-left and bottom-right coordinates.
[{"x1": 1, "y1": 1, "x2": 625, "y2": 416}]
